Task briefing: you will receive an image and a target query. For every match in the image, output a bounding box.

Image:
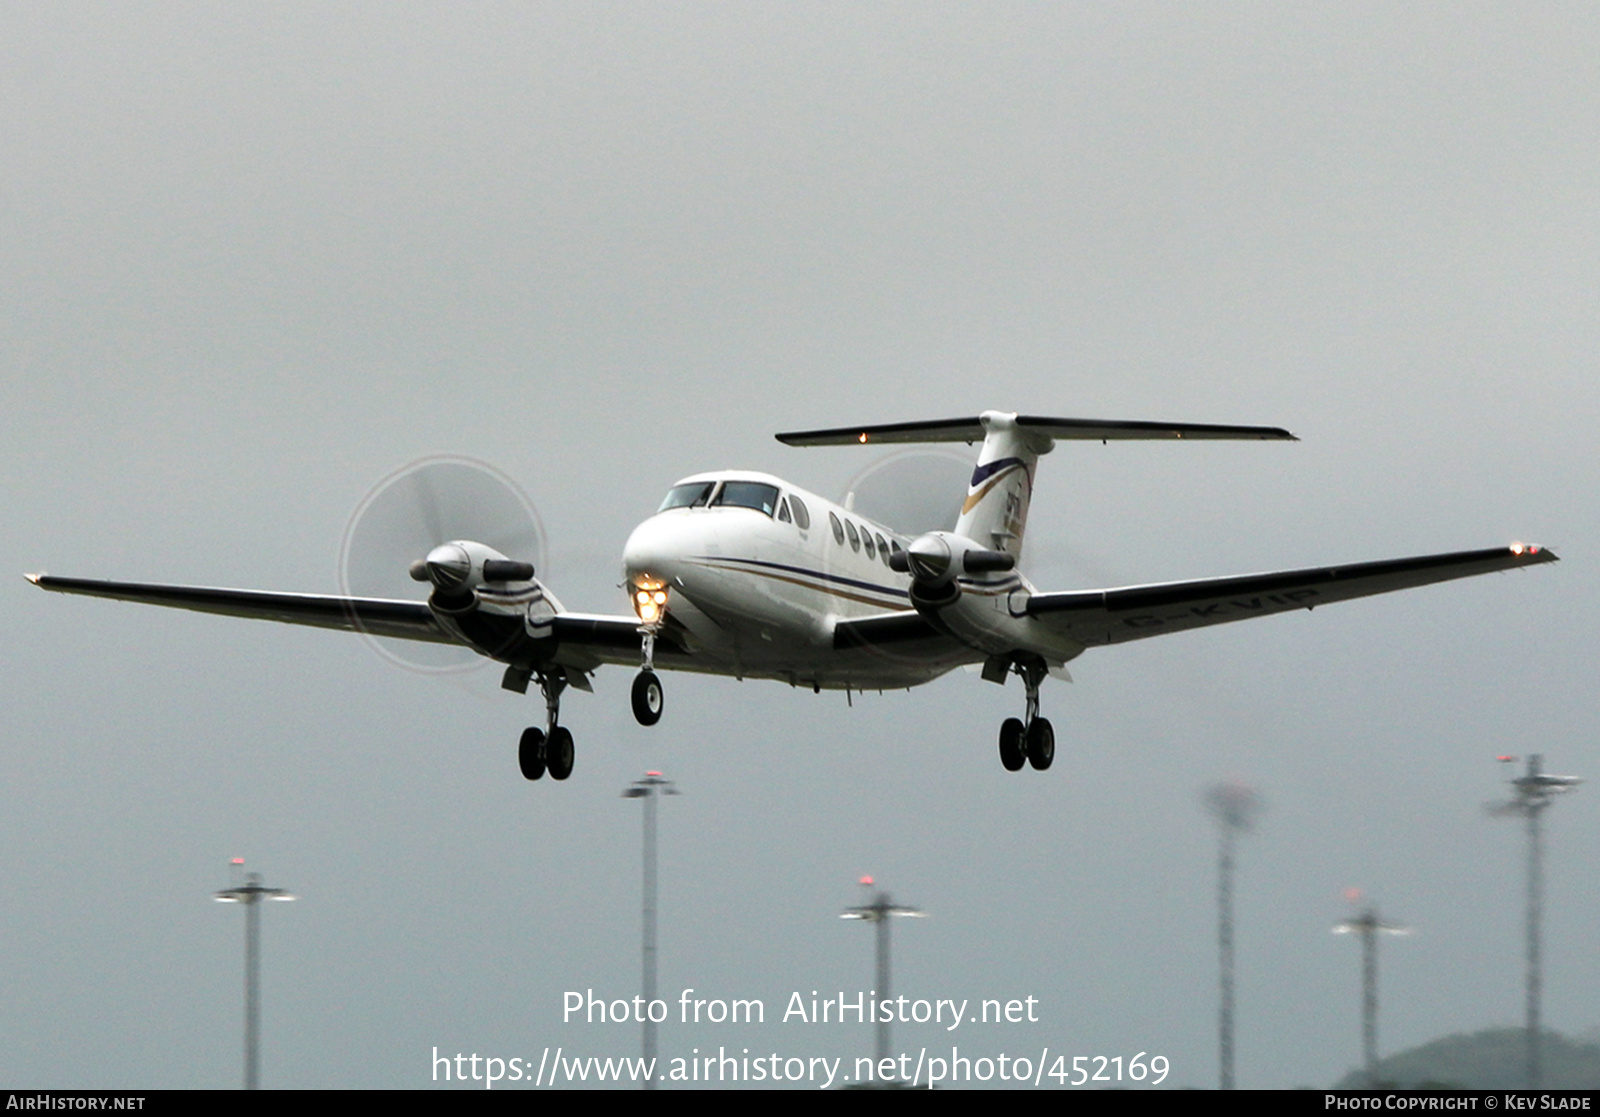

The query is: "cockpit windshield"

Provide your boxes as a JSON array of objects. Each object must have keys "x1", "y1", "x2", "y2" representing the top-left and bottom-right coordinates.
[
  {"x1": 711, "y1": 481, "x2": 780, "y2": 517},
  {"x1": 658, "y1": 482, "x2": 716, "y2": 512}
]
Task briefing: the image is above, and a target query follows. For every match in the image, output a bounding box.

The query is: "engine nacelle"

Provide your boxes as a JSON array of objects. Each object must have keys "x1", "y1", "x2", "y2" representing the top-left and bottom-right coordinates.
[
  {"x1": 890, "y1": 531, "x2": 1015, "y2": 585},
  {"x1": 409, "y1": 540, "x2": 535, "y2": 612},
  {"x1": 890, "y1": 531, "x2": 1015, "y2": 610},
  {"x1": 408, "y1": 539, "x2": 559, "y2": 666}
]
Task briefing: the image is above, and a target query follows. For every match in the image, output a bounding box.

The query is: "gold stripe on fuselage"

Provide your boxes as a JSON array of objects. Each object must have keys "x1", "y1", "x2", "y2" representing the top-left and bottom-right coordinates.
[{"x1": 686, "y1": 557, "x2": 1019, "y2": 607}]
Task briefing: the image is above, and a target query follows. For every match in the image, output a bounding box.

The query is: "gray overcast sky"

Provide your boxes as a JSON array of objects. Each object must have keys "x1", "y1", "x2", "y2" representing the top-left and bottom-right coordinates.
[{"x1": 2, "y1": 3, "x2": 1595, "y2": 1089}]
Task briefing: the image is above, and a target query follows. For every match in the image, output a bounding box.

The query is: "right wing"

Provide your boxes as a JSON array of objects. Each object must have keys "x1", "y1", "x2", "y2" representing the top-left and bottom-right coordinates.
[
  {"x1": 26, "y1": 573, "x2": 687, "y2": 670},
  {"x1": 26, "y1": 573, "x2": 453, "y2": 643},
  {"x1": 1025, "y1": 545, "x2": 1557, "y2": 648}
]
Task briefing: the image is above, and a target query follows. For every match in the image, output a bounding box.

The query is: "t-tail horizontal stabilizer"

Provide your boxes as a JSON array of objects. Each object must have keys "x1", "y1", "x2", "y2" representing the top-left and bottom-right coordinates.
[{"x1": 776, "y1": 413, "x2": 1296, "y2": 447}]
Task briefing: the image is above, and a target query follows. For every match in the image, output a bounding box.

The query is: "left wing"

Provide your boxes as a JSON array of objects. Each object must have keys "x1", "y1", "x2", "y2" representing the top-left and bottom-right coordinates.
[{"x1": 1025, "y1": 545, "x2": 1556, "y2": 648}]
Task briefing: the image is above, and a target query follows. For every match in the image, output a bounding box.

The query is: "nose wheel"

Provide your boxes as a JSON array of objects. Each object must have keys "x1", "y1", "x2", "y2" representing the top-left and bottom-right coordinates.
[
  {"x1": 519, "y1": 673, "x2": 575, "y2": 782},
  {"x1": 631, "y1": 670, "x2": 664, "y2": 726},
  {"x1": 997, "y1": 657, "x2": 1056, "y2": 772},
  {"x1": 630, "y1": 628, "x2": 665, "y2": 728}
]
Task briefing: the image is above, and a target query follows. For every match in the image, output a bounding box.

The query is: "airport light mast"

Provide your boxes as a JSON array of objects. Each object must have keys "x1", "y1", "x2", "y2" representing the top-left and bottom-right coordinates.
[
  {"x1": 1332, "y1": 892, "x2": 1410, "y2": 1086},
  {"x1": 213, "y1": 859, "x2": 296, "y2": 1090},
  {"x1": 1203, "y1": 781, "x2": 1262, "y2": 1091},
  {"x1": 1491, "y1": 754, "x2": 1582, "y2": 1089},
  {"x1": 841, "y1": 877, "x2": 926, "y2": 1071},
  {"x1": 623, "y1": 771, "x2": 678, "y2": 1090}
]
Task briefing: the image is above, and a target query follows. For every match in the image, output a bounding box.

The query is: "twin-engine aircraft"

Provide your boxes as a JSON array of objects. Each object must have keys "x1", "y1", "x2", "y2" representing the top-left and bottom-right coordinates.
[{"x1": 28, "y1": 411, "x2": 1556, "y2": 782}]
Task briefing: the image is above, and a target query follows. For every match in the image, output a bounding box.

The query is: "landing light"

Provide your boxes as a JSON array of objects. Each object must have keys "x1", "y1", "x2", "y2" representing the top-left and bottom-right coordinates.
[{"x1": 633, "y1": 582, "x2": 668, "y2": 625}]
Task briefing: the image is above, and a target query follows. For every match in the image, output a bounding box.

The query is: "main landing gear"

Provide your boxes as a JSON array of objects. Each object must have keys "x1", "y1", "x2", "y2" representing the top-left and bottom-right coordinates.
[
  {"x1": 997, "y1": 658, "x2": 1054, "y2": 772},
  {"x1": 520, "y1": 673, "x2": 575, "y2": 781}
]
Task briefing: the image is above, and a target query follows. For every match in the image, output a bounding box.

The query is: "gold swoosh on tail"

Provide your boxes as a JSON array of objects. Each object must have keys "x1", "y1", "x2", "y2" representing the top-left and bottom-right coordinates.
[{"x1": 960, "y1": 464, "x2": 1021, "y2": 514}]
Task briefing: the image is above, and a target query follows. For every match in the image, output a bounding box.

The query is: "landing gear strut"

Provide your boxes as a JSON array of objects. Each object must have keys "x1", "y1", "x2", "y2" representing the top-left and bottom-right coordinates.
[
  {"x1": 996, "y1": 657, "x2": 1054, "y2": 772},
  {"x1": 519, "y1": 672, "x2": 574, "y2": 781},
  {"x1": 631, "y1": 628, "x2": 664, "y2": 727}
]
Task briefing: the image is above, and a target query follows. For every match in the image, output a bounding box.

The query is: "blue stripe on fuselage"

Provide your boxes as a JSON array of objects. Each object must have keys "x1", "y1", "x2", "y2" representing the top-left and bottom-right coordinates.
[{"x1": 691, "y1": 555, "x2": 909, "y2": 600}]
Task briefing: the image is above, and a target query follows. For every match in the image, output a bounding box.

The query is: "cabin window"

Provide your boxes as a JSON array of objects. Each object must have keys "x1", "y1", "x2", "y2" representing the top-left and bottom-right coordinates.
[
  {"x1": 876, "y1": 534, "x2": 890, "y2": 565},
  {"x1": 845, "y1": 520, "x2": 860, "y2": 552},
  {"x1": 862, "y1": 530, "x2": 876, "y2": 559},
  {"x1": 788, "y1": 495, "x2": 811, "y2": 530},
  {"x1": 658, "y1": 482, "x2": 716, "y2": 511},
  {"x1": 777, "y1": 499, "x2": 792, "y2": 524},
  {"x1": 829, "y1": 512, "x2": 845, "y2": 544},
  {"x1": 713, "y1": 481, "x2": 781, "y2": 517}
]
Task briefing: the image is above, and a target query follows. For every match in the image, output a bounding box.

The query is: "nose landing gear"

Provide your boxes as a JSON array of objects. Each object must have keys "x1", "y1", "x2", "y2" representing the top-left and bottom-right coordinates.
[
  {"x1": 996, "y1": 657, "x2": 1055, "y2": 772},
  {"x1": 631, "y1": 628, "x2": 665, "y2": 727}
]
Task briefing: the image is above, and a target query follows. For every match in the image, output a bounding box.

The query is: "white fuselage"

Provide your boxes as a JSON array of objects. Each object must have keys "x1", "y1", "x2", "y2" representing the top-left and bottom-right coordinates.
[{"x1": 620, "y1": 470, "x2": 999, "y2": 690}]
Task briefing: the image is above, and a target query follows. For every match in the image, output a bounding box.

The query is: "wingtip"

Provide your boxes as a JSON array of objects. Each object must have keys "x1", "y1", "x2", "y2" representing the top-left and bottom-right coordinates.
[
  {"x1": 24, "y1": 572, "x2": 43, "y2": 585},
  {"x1": 1509, "y1": 543, "x2": 1558, "y2": 563}
]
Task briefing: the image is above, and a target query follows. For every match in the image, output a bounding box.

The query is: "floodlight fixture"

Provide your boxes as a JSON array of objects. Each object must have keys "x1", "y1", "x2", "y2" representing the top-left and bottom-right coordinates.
[
  {"x1": 1489, "y1": 754, "x2": 1581, "y2": 1088},
  {"x1": 1332, "y1": 893, "x2": 1411, "y2": 1086},
  {"x1": 623, "y1": 771, "x2": 678, "y2": 1090},
  {"x1": 1203, "y1": 781, "x2": 1263, "y2": 1090},
  {"x1": 213, "y1": 861, "x2": 296, "y2": 1090},
  {"x1": 841, "y1": 877, "x2": 927, "y2": 1070}
]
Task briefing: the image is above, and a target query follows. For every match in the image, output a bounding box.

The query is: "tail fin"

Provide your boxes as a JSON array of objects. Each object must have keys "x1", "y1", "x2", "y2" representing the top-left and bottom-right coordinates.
[{"x1": 954, "y1": 413, "x2": 1047, "y2": 558}]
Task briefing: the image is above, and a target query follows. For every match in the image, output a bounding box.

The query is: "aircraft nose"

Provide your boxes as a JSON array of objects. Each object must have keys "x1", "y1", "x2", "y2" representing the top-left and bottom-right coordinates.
[{"x1": 622, "y1": 512, "x2": 703, "y2": 588}]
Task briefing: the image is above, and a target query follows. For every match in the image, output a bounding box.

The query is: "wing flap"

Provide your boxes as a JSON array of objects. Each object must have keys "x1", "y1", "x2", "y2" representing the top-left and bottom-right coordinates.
[
  {"x1": 546, "y1": 612, "x2": 691, "y2": 672},
  {"x1": 26, "y1": 574, "x2": 453, "y2": 644},
  {"x1": 1026, "y1": 545, "x2": 1557, "y2": 647},
  {"x1": 832, "y1": 609, "x2": 945, "y2": 650}
]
